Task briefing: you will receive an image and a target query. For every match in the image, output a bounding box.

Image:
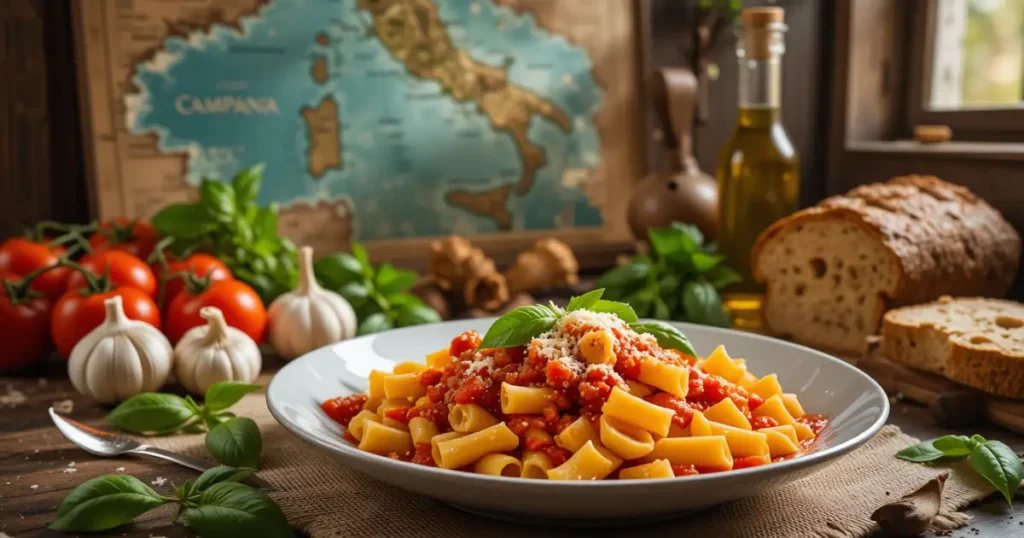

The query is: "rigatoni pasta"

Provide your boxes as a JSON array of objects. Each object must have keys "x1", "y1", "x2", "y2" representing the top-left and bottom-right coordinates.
[{"x1": 320, "y1": 301, "x2": 828, "y2": 481}]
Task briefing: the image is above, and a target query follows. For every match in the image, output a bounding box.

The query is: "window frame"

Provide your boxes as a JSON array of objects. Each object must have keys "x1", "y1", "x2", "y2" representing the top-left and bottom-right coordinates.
[{"x1": 905, "y1": 0, "x2": 1024, "y2": 139}]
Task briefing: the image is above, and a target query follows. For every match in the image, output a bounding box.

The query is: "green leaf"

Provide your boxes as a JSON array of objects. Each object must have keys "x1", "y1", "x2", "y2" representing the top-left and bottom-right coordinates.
[
  {"x1": 706, "y1": 265, "x2": 743, "y2": 289},
  {"x1": 396, "y1": 303, "x2": 442, "y2": 327},
  {"x1": 151, "y1": 204, "x2": 215, "y2": 240},
  {"x1": 692, "y1": 252, "x2": 725, "y2": 273},
  {"x1": 375, "y1": 264, "x2": 418, "y2": 295},
  {"x1": 206, "y1": 417, "x2": 263, "y2": 469},
  {"x1": 682, "y1": 280, "x2": 731, "y2": 327},
  {"x1": 357, "y1": 312, "x2": 393, "y2": 335},
  {"x1": 205, "y1": 412, "x2": 236, "y2": 429},
  {"x1": 970, "y1": 434, "x2": 987, "y2": 448},
  {"x1": 50, "y1": 475, "x2": 167, "y2": 531},
  {"x1": 657, "y1": 274, "x2": 681, "y2": 296},
  {"x1": 970, "y1": 441, "x2": 1023, "y2": 505},
  {"x1": 630, "y1": 320, "x2": 696, "y2": 356},
  {"x1": 106, "y1": 393, "x2": 198, "y2": 434},
  {"x1": 186, "y1": 482, "x2": 294, "y2": 538},
  {"x1": 251, "y1": 207, "x2": 277, "y2": 241},
  {"x1": 590, "y1": 299, "x2": 638, "y2": 323},
  {"x1": 932, "y1": 435, "x2": 973, "y2": 458},
  {"x1": 596, "y1": 262, "x2": 650, "y2": 291},
  {"x1": 350, "y1": 242, "x2": 372, "y2": 277},
  {"x1": 566, "y1": 289, "x2": 604, "y2": 312},
  {"x1": 194, "y1": 466, "x2": 255, "y2": 494},
  {"x1": 647, "y1": 227, "x2": 689, "y2": 260},
  {"x1": 177, "y1": 479, "x2": 198, "y2": 503},
  {"x1": 338, "y1": 281, "x2": 371, "y2": 308},
  {"x1": 652, "y1": 297, "x2": 670, "y2": 320},
  {"x1": 479, "y1": 305, "x2": 561, "y2": 349},
  {"x1": 200, "y1": 179, "x2": 236, "y2": 220},
  {"x1": 204, "y1": 382, "x2": 262, "y2": 413},
  {"x1": 896, "y1": 441, "x2": 946, "y2": 462},
  {"x1": 671, "y1": 222, "x2": 704, "y2": 246},
  {"x1": 232, "y1": 164, "x2": 264, "y2": 206}
]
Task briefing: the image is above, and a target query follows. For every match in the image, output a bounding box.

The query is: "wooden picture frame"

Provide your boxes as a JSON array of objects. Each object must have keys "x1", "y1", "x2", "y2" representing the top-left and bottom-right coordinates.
[{"x1": 71, "y1": 0, "x2": 654, "y2": 270}]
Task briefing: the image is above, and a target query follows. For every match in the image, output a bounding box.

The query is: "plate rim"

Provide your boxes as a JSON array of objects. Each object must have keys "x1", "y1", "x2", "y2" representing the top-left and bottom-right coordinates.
[{"x1": 267, "y1": 318, "x2": 890, "y2": 488}]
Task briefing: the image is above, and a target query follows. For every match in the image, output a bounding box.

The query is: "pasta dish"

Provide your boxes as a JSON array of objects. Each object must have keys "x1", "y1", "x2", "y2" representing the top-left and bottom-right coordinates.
[{"x1": 321, "y1": 295, "x2": 827, "y2": 481}]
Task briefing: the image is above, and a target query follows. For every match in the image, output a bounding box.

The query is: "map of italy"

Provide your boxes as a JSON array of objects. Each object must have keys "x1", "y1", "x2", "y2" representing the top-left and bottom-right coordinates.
[{"x1": 128, "y1": 0, "x2": 605, "y2": 241}]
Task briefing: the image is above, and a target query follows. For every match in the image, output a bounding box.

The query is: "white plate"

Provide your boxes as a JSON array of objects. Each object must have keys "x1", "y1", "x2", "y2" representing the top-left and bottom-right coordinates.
[{"x1": 267, "y1": 319, "x2": 889, "y2": 524}]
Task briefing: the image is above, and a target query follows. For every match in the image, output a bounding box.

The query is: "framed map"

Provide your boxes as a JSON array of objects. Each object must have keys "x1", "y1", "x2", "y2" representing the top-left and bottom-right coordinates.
[{"x1": 73, "y1": 0, "x2": 645, "y2": 267}]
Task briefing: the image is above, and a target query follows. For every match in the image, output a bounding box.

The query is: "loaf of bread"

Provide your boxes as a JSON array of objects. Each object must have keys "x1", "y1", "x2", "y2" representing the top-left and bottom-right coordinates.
[
  {"x1": 752, "y1": 175, "x2": 1020, "y2": 354},
  {"x1": 882, "y1": 297, "x2": 1024, "y2": 398}
]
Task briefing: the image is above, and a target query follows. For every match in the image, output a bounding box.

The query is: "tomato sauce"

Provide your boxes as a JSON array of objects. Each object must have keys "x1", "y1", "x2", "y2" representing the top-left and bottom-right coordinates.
[{"x1": 321, "y1": 394, "x2": 367, "y2": 426}]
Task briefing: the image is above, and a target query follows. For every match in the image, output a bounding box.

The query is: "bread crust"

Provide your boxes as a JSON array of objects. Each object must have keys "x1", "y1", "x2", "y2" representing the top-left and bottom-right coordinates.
[
  {"x1": 754, "y1": 175, "x2": 1021, "y2": 353},
  {"x1": 946, "y1": 345, "x2": 1024, "y2": 399}
]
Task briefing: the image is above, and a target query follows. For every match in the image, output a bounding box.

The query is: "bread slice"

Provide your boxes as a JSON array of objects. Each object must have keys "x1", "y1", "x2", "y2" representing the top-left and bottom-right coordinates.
[{"x1": 882, "y1": 297, "x2": 1024, "y2": 398}]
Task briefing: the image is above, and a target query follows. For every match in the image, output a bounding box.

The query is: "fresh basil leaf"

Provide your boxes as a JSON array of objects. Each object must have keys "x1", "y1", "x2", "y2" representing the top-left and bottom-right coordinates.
[
  {"x1": 596, "y1": 262, "x2": 650, "y2": 291},
  {"x1": 706, "y1": 265, "x2": 743, "y2": 289},
  {"x1": 350, "y1": 242, "x2": 373, "y2": 277},
  {"x1": 50, "y1": 475, "x2": 168, "y2": 531},
  {"x1": 702, "y1": 241, "x2": 719, "y2": 254},
  {"x1": 896, "y1": 441, "x2": 946, "y2": 462},
  {"x1": 647, "y1": 227, "x2": 689, "y2": 260},
  {"x1": 232, "y1": 164, "x2": 264, "y2": 206},
  {"x1": 194, "y1": 466, "x2": 255, "y2": 494},
  {"x1": 251, "y1": 207, "x2": 277, "y2": 242},
  {"x1": 107, "y1": 393, "x2": 198, "y2": 434},
  {"x1": 396, "y1": 303, "x2": 442, "y2": 327},
  {"x1": 151, "y1": 204, "x2": 214, "y2": 240},
  {"x1": 630, "y1": 320, "x2": 696, "y2": 356},
  {"x1": 652, "y1": 297, "x2": 671, "y2": 320},
  {"x1": 566, "y1": 289, "x2": 605, "y2": 312},
  {"x1": 590, "y1": 299, "x2": 638, "y2": 323},
  {"x1": 177, "y1": 479, "x2": 198, "y2": 503},
  {"x1": 186, "y1": 482, "x2": 294, "y2": 538},
  {"x1": 932, "y1": 435, "x2": 973, "y2": 458},
  {"x1": 358, "y1": 312, "x2": 393, "y2": 335},
  {"x1": 375, "y1": 263, "x2": 418, "y2": 295},
  {"x1": 387, "y1": 292, "x2": 425, "y2": 308},
  {"x1": 970, "y1": 434, "x2": 987, "y2": 448},
  {"x1": 206, "y1": 417, "x2": 262, "y2": 469},
  {"x1": 204, "y1": 382, "x2": 261, "y2": 413},
  {"x1": 671, "y1": 222, "x2": 704, "y2": 247},
  {"x1": 200, "y1": 179, "x2": 236, "y2": 220},
  {"x1": 692, "y1": 252, "x2": 725, "y2": 273},
  {"x1": 682, "y1": 280, "x2": 731, "y2": 327},
  {"x1": 657, "y1": 274, "x2": 681, "y2": 295},
  {"x1": 970, "y1": 441, "x2": 1024, "y2": 505},
  {"x1": 479, "y1": 305, "x2": 560, "y2": 349}
]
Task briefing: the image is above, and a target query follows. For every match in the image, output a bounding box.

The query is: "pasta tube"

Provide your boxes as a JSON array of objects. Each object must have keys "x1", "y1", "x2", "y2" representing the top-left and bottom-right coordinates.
[
  {"x1": 435, "y1": 423, "x2": 519, "y2": 469},
  {"x1": 474, "y1": 454, "x2": 523, "y2": 477},
  {"x1": 500, "y1": 382, "x2": 554, "y2": 414},
  {"x1": 449, "y1": 403, "x2": 500, "y2": 433},
  {"x1": 618, "y1": 459, "x2": 674, "y2": 480},
  {"x1": 601, "y1": 387, "x2": 674, "y2": 437}
]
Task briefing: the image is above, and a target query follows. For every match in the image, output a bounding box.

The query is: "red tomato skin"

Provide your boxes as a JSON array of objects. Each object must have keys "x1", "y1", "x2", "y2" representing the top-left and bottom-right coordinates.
[
  {"x1": 0, "y1": 283, "x2": 52, "y2": 372},
  {"x1": 65, "y1": 251, "x2": 158, "y2": 298},
  {"x1": 89, "y1": 218, "x2": 159, "y2": 260},
  {"x1": 0, "y1": 238, "x2": 70, "y2": 299},
  {"x1": 165, "y1": 280, "x2": 266, "y2": 344},
  {"x1": 51, "y1": 287, "x2": 161, "y2": 359},
  {"x1": 161, "y1": 254, "x2": 232, "y2": 306}
]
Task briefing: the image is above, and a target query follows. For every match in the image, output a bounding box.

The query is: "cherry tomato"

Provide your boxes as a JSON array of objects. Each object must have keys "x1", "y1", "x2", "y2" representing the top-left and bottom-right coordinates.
[
  {"x1": 51, "y1": 287, "x2": 160, "y2": 359},
  {"x1": 65, "y1": 251, "x2": 158, "y2": 298},
  {"x1": 160, "y1": 254, "x2": 232, "y2": 306},
  {"x1": 0, "y1": 274, "x2": 53, "y2": 372},
  {"x1": 165, "y1": 279, "x2": 266, "y2": 344},
  {"x1": 0, "y1": 238, "x2": 71, "y2": 299},
  {"x1": 89, "y1": 218, "x2": 160, "y2": 260}
]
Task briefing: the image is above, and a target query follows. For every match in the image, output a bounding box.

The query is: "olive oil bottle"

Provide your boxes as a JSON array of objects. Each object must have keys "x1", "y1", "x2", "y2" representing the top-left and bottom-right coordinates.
[{"x1": 716, "y1": 7, "x2": 800, "y2": 328}]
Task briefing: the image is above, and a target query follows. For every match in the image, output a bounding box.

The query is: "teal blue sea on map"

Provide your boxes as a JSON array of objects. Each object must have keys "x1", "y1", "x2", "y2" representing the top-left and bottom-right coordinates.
[{"x1": 130, "y1": 0, "x2": 604, "y2": 240}]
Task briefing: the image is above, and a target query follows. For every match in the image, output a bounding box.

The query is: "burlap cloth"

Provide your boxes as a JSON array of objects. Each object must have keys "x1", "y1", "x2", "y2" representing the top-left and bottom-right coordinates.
[{"x1": 148, "y1": 394, "x2": 996, "y2": 538}]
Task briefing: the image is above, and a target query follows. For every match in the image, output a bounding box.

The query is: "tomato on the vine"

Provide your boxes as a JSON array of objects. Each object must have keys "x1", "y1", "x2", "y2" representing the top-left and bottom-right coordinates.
[
  {"x1": 0, "y1": 273, "x2": 53, "y2": 372},
  {"x1": 0, "y1": 238, "x2": 71, "y2": 299},
  {"x1": 88, "y1": 218, "x2": 159, "y2": 260},
  {"x1": 160, "y1": 254, "x2": 232, "y2": 306},
  {"x1": 65, "y1": 251, "x2": 157, "y2": 298},
  {"x1": 51, "y1": 287, "x2": 160, "y2": 359},
  {"x1": 165, "y1": 279, "x2": 266, "y2": 344}
]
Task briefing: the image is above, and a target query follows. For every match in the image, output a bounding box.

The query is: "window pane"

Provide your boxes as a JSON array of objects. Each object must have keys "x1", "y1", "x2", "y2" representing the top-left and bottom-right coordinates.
[{"x1": 930, "y1": 0, "x2": 1023, "y2": 109}]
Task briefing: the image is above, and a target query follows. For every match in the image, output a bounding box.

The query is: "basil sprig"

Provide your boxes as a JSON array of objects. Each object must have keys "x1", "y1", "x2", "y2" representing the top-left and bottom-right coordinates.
[
  {"x1": 51, "y1": 467, "x2": 292, "y2": 537},
  {"x1": 596, "y1": 223, "x2": 739, "y2": 327},
  {"x1": 478, "y1": 289, "x2": 696, "y2": 356},
  {"x1": 107, "y1": 382, "x2": 264, "y2": 468},
  {"x1": 897, "y1": 434, "x2": 1023, "y2": 504}
]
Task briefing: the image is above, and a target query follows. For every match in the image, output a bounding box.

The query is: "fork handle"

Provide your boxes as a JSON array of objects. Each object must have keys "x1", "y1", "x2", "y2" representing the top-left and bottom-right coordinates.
[{"x1": 133, "y1": 445, "x2": 273, "y2": 490}]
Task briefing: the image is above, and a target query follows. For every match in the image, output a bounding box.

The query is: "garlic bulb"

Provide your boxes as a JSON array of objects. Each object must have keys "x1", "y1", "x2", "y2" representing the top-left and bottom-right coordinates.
[
  {"x1": 174, "y1": 306, "x2": 262, "y2": 394},
  {"x1": 268, "y1": 246, "x2": 357, "y2": 359},
  {"x1": 68, "y1": 295, "x2": 173, "y2": 404}
]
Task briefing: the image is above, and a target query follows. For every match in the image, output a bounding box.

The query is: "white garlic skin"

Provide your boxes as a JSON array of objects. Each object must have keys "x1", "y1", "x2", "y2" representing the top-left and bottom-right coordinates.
[
  {"x1": 68, "y1": 296, "x2": 173, "y2": 404},
  {"x1": 268, "y1": 246, "x2": 358, "y2": 360},
  {"x1": 174, "y1": 306, "x2": 262, "y2": 394}
]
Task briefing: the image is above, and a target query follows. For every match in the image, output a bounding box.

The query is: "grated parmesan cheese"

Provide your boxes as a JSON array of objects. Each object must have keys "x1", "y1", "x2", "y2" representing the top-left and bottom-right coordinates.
[
  {"x1": 585, "y1": 363, "x2": 625, "y2": 385},
  {"x1": 466, "y1": 355, "x2": 496, "y2": 375}
]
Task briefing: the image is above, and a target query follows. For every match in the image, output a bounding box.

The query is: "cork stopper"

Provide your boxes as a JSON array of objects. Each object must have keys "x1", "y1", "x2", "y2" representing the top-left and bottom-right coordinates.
[{"x1": 740, "y1": 7, "x2": 786, "y2": 60}]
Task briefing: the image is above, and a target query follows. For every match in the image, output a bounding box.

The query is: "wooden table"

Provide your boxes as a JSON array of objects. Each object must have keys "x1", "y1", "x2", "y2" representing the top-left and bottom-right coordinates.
[{"x1": 2, "y1": 358, "x2": 1023, "y2": 537}]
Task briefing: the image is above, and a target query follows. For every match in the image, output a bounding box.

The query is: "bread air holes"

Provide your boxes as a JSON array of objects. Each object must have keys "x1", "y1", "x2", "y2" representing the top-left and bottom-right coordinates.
[
  {"x1": 795, "y1": 284, "x2": 806, "y2": 297},
  {"x1": 969, "y1": 335, "x2": 992, "y2": 345},
  {"x1": 810, "y1": 258, "x2": 827, "y2": 279},
  {"x1": 995, "y1": 316, "x2": 1024, "y2": 329}
]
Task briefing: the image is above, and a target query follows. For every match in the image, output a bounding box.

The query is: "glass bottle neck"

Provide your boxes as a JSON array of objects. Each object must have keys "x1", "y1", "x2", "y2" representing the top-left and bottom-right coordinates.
[{"x1": 738, "y1": 57, "x2": 781, "y2": 110}]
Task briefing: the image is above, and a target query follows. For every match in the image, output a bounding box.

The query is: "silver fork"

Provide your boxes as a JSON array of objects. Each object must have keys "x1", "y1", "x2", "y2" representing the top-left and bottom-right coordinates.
[{"x1": 49, "y1": 408, "x2": 273, "y2": 490}]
